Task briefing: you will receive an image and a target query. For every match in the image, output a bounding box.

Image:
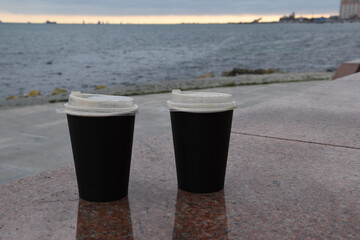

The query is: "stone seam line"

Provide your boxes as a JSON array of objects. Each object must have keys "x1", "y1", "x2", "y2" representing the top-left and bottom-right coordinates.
[{"x1": 231, "y1": 131, "x2": 360, "y2": 150}]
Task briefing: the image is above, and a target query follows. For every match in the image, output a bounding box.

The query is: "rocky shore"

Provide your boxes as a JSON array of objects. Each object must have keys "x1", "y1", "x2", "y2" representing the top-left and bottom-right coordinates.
[{"x1": 0, "y1": 72, "x2": 332, "y2": 109}]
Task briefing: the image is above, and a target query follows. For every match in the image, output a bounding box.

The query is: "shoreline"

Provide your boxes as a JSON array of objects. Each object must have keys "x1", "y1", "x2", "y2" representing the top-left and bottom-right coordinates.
[{"x1": 0, "y1": 72, "x2": 332, "y2": 109}]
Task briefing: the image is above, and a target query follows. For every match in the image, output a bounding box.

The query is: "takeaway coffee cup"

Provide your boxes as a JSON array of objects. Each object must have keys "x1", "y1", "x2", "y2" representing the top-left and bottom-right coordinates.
[
  {"x1": 64, "y1": 92, "x2": 138, "y2": 202},
  {"x1": 168, "y1": 90, "x2": 236, "y2": 193}
]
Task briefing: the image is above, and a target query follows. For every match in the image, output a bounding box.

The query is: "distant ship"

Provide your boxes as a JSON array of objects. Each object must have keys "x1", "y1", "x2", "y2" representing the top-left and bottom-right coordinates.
[
  {"x1": 46, "y1": 20, "x2": 57, "y2": 24},
  {"x1": 251, "y1": 18, "x2": 262, "y2": 24}
]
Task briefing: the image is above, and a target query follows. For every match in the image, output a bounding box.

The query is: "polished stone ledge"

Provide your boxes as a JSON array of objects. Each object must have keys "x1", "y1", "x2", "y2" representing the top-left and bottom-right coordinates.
[
  {"x1": 333, "y1": 59, "x2": 360, "y2": 80},
  {"x1": 1, "y1": 132, "x2": 359, "y2": 239},
  {"x1": 1, "y1": 74, "x2": 360, "y2": 239}
]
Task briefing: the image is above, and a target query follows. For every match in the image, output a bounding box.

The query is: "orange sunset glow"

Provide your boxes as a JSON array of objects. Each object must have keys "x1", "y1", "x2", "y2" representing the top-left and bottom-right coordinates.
[{"x1": 0, "y1": 13, "x2": 335, "y2": 24}]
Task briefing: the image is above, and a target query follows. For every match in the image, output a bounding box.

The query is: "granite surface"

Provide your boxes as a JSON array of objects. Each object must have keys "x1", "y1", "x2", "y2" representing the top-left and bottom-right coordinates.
[
  {"x1": 333, "y1": 60, "x2": 360, "y2": 80},
  {"x1": 77, "y1": 198, "x2": 133, "y2": 239},
  {"x1": 233, "y1": 73, "x2": 360, "y2": 149},
  {"x1": 1, "y1": 74, "x2": 360, "y2": 239},
  {"x1": 1, "y1": 132, "x2": 359, "y2": 239}
]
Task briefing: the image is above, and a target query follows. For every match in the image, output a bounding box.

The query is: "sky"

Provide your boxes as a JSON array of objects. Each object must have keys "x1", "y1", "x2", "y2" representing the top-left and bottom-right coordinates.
[{"x1": 0, "y1": 0, "x2": 341, "y2": 24}]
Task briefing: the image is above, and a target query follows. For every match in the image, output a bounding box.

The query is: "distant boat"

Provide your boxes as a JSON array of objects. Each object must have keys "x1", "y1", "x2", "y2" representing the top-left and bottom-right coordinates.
[
  {"x1": 251, "y1": 18, "x2": 262, "y2": 24},
  {"x1": 315, "y1": 17, "x2": 327, "y2": 24},
  {"x1": 46, "y1": 20, "x2": 57, "y2": 24}
]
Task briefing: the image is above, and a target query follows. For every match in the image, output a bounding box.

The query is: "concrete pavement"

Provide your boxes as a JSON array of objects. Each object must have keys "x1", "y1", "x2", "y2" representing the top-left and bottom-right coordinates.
[{"x1": 0, "y1": 80, "x2": 327, "y2": 184}]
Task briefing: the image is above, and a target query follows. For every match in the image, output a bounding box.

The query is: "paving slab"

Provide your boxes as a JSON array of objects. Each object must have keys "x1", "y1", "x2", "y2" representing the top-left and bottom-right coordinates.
[
  {"x1": 0, "y1": 133, "x2": 359, "y2": 239},
  {"x1": 0, "y1": 80, "x2": 325, "y2": 185},
  {"x1": 333, "y1": 59, "x2": 360, "y2": 80},
  {"x1": 232, "y1": 73, "x2": 360, "y2": 149},
  {"x1": 1, "y1": 74, "x2": 359, "y2": 238}
]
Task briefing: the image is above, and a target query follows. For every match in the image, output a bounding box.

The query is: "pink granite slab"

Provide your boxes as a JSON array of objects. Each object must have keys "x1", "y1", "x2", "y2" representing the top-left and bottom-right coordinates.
[
  {"x1": 332, "y1": 59, "x2": 360, "y2": 80},
  {"x1": 232, "y1": 73, "x2": 360, "y2": 149},
  {"x1": 0, "y1": 167, "x2": 78, "y2": 240},
  {"x1": 1, "y1": 132, "x2": 359, "y2": 239},
  {"x1": 77, "y1": 198, "x2": 133, "y2": 239},
  {"x1": 226, "y1": 134, "x2": 360, "y2": 239}
]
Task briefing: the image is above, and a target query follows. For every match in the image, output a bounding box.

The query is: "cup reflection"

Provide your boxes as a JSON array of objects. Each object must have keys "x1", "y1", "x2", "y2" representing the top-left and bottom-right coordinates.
[
  {"x1": 76, "y1": 197, "x2": 133, "y2": 239},
  {"x1": 173, "y1": 190, "x2": 228, "y2": 239}
]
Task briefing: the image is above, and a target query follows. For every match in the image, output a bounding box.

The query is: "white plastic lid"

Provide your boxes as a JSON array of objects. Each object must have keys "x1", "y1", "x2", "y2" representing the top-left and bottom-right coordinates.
[
  {"x1": 167, "y1": 90, "x2": 237, "y2": 113},
  {"x1": 64, "y1": 92, "x2": 138, "y2": 117}
]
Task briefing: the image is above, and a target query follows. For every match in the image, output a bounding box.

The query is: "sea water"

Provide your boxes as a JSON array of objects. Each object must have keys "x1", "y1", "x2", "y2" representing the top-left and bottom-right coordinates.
[{"x1": 0, "y1": 23, "x2": 359, "y2": 98}]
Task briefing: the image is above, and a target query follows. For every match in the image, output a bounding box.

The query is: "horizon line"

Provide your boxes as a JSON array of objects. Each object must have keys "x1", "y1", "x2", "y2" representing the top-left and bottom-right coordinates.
[{"x1": 0, "y1": 13, "x2": 336, "y2": 24}]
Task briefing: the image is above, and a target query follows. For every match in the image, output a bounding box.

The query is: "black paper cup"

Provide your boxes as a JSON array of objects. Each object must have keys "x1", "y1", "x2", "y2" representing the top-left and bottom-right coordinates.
[
  {"x1": 65, "y1": 92, "x2": 138, "y2": 202},
  {"x1": 168, "y1": 90, "x2": 236, "y2": 193}
]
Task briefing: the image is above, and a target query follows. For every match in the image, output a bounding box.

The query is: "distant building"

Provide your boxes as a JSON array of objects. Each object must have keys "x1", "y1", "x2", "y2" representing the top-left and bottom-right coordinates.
[
  {"x1": 279, "y1": 12, "x2": 296, "y2": 22},
  {"x1": 340, "y1": 0, "x2": 360, "y2": 19}
]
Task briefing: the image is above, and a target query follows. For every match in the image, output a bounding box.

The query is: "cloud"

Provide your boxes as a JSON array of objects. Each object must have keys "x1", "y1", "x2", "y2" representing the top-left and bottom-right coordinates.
[{"x1": 0, "y1": 0, "x2": 340, "y2": 16}]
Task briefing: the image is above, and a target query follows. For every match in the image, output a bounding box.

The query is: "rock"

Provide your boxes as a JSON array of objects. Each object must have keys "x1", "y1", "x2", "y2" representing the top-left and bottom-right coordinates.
[
  {"x1": 326, "y1": 67, "x2": 336, "y2": 72},
  {"x1": 51, "y1": 88, "x2": 67, "y2": 95},
  {"x1": 46, "y1": 61, "x2": 53, "y2": 65},
  {"x1": 222, "y1": 68, "x2": 253, "y2": 77},
  {"x1": 254, "y1": 69, "x2": 267, "y2": 74},
  {"x1": 94, "y1": 85, "x2": 107, "y2": 90},
  {"x1": 196, "y1": 72, "x2": 215, "y2": 79},
  {"x1": 234, "y1": 68, "x2": 253, "y2": 74},
  {"x1": 26, "y1": 90, "x2": 40, "y2": 97},
  {"x1": 6, "y1": 95, "x2": 17, "y2": 100},
  {"x1": 267, "y1": 68, "x2": 276, "y2": 74},
  {"x1": 222, "y1": 68, "x2": 277, "y2": 77},
  {"x1": 221, "y1": 70, "x2": 234, "y2": 77}
]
